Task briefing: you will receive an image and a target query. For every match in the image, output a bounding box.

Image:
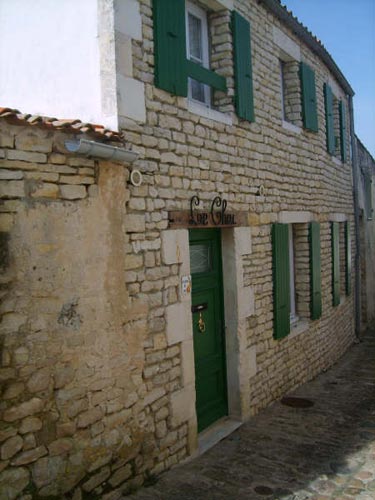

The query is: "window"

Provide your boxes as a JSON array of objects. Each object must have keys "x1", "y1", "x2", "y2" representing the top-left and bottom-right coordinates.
[
  {"x1": 152, "y1": 0, "x2": 254, "y2": 122},
  {"x1": 331, "y1": 221, "x2": 351, "y2": 307},
  {"x1": 272, "y1": 222, "x2": 321, "y2": 340},
  {"x1": 186, "y1": 2, "x2": 210, "y2": 107},
  {"x1": 279, "y1": 59, "x2": 301, "y2": 127},
  {"x1": 324, "y1": 83, "x2": 347, "y2": 162}
]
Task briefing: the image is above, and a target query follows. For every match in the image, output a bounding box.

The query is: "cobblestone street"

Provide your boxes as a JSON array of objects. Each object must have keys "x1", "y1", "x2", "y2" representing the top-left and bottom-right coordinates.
[{"x1": 125, "y1": 329, "x2": 375, "y2": 500}]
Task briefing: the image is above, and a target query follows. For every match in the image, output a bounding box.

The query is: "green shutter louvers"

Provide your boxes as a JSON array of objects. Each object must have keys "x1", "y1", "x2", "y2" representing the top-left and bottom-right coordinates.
[
  {"x1": 339, "y1": 100, "x2": 347, "y2": 162},
  {"x1": 331, "y1": 222, "x2": 340, "y2": 307},
  {"x1": 345, "y1": 222, "x2": 351, "y2": 296},
  {"x1": 309, "y1": 222, "x2": 322, "y2": 320},
  {"x1": 153, "y1": 0, "x2": 187, "y2": 96},
  {"x1": 272, "y1": 223, "x2": 290, "y2": 339},
  {"x1": 300, "y1": 62, "x2": 318, "y2": 132},
  {"x1": 232, "y1": 11, "x2": 255, "y2": 122},
  {"x1": 324, "y1": 83, "x2": 335, "y2": 155}
]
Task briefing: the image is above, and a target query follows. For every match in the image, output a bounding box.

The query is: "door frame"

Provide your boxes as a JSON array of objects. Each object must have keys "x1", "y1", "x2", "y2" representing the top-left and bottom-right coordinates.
[
  {"x1": 161, "y1": 226, "x2": 255, "y2": 455},
  {"x1": 189, "y1": 228, "x2": 228, "y2": 432}
]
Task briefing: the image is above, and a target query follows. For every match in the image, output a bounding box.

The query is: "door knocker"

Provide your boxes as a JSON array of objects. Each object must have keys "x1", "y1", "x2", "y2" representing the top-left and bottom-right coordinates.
[{"x1": 198, "y1": 312, "x2": 206, "y2": 333}]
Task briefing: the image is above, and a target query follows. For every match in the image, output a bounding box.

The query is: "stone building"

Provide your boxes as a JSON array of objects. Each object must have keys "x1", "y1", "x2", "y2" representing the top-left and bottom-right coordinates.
[
  {"x1": 356, "y1": 137, "x2": 375, "y2": 329},
  {"x1": 0, "y1": 0, "x2": 365, "y2": 497}
]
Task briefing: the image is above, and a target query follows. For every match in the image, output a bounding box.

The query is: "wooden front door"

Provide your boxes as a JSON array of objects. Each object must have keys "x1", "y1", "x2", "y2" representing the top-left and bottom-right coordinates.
[{"x1": 189, "y1": 229, "x2": 228, "y2": 432}]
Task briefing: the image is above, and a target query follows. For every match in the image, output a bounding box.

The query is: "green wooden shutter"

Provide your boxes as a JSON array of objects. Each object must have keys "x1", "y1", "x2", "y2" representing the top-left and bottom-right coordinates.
[
  {"x1": 365, "y1": 174, "x2": 373, "y2": 220},
  {"x1": 300, "y1": 62, "x2": 318, "y2": 132},
  {"x1": 232, "y1": 11, "x2": 254, "y2": 122},
  {"x1": 324, "y1": 83, "x2": 335, "y2": 155},
  {"x1": 272, "y1": 224, "x2": 290, "y2": 339},
  {"x1": 153, "y1": 0, "x2": 187, "y2": 96},
  {"x1": 309, "y1": 222, "x2": 322, "y2": 320},
  {"x1": 345, "y1": 221, "x2": 351, "y2": 295},
  {"x1": 331, "y1": 222, "x2": 340, "y2": 307},
  {"x1": 339, "y1": 100, "x2": 347, "y2": 162}
]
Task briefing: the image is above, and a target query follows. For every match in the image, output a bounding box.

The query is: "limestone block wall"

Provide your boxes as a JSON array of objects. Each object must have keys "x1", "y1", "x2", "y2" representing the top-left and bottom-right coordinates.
[
  {"x1": 119, "y1": 0, "x2": 355, "y2": 468},
  {"x1": 0, "y1": 123, "x2": 168, "y2": 498},
  {"x1": 357, "y1": 139, "x2": 375, "y2": 328}
]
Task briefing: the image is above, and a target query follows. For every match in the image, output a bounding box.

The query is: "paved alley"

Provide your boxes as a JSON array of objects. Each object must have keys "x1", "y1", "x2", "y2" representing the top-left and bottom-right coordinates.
[{"x1": 125, "y1": 329, "x2": 375, "y2": 500}]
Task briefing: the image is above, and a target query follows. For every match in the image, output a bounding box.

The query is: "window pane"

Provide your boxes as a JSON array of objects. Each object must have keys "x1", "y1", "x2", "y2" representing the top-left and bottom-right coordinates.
[
  {"x1": 190, "y1": 78, "x2": 206, "y2": 103},
  {"x1": 188, "y1": 13, "x2": 203, "y2": 63},
  {"x1": 190, "y1": 244, "x2": 211, "y2": 274}
]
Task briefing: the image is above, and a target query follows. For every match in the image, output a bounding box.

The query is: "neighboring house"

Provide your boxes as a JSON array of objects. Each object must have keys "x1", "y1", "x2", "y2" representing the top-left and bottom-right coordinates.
[
  {"x1": 0, "y1": 0, "x2": 369, "y2": 497},
  {"x1": 356, "y1": 136, "x2": 375, "y2": 329}
]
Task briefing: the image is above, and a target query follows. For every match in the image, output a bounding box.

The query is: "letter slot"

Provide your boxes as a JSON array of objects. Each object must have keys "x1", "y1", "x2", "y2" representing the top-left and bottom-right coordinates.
[{"x1": 191, "y1": 302, "x2": 208, "y2": 313}]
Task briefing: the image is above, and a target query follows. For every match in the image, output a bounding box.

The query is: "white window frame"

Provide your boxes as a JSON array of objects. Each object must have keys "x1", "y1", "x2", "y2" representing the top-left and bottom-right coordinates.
[
  {"x1": 288, "y1": 224, "x2": 298, "y2": 324},
  {"x1": 185, "y1": 1, "x2": 211, "y2": 107}
]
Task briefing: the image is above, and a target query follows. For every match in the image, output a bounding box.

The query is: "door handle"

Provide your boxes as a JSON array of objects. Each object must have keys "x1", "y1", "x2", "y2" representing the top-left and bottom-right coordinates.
[{"x1": 198, "y1": 312, "x2": 206, "y2": 333}]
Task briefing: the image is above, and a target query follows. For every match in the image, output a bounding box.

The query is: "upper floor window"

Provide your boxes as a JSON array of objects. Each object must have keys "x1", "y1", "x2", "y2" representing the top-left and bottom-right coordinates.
[
  {"x1": 186, "y1": 2, "x2": 211, "y2": 107},
  {"x1": 279, "y1": 59, "x2": 301, "y2": 127},
  {"x1": 153, "y1": 0, "x2": 255, "y2": 122},
  {"x1": 324, "y1": 83, "x2": 348, "y2": 162}
]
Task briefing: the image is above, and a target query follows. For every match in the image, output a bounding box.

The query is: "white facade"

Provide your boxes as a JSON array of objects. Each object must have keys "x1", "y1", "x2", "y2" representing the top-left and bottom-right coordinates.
[{"x1": 0, "y1": 0, "x2": 118, "y2": 129}]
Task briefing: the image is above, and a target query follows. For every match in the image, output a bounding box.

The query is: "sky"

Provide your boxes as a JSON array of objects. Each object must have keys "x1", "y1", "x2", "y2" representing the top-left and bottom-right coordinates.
[{"x1": 282, "y1": 0, "x2": 375, "y2": 158}]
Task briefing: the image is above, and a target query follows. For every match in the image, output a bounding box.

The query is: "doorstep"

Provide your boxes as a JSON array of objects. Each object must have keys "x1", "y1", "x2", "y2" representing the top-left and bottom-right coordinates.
[{"x1": 198, "y1": 417, "x2": 242, "y2": 455}]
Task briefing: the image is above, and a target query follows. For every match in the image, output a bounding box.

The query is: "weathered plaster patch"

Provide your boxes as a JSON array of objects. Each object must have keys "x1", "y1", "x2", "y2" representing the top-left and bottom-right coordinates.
[{"x1": 58, "y1": 298, "x2": 82, "y2": 331}]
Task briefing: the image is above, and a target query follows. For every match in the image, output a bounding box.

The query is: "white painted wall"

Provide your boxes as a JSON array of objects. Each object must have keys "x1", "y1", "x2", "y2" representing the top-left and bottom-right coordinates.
[{"x1": 0, "y1": 0, "x2": 117, "y2": 130}]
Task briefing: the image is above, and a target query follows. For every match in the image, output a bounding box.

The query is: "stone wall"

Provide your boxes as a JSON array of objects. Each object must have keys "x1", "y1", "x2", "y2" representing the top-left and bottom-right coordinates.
[
  {"x1": 0, "y1": 0, "x2": 358, "y2": 497},
  {"x1": 357, "y1": 138, "x2": 375, "y2": 328},
  {"x1": 0, "y1": 123, "x2": 162, "y2": 498},
  {"x1": 119, "y1": 0, "x2": 355, "y2": 476}
]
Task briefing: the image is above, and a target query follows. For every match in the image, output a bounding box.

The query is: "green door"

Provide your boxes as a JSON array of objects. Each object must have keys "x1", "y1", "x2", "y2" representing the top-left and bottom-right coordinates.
[{"x1": 189, "y1": 229, "x2": 228, "y2": 432}]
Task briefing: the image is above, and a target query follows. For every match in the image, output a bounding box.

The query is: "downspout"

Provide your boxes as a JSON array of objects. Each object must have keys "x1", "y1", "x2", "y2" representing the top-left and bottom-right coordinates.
[{"x1": 349, "y1": 95, "x2": 361, "y2": 340}]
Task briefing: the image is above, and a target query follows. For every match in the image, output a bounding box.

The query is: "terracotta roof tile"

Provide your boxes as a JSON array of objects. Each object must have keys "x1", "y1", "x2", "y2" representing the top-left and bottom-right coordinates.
[{"x1": 0, "y1": 107, "x2": 122, "y2": 142}]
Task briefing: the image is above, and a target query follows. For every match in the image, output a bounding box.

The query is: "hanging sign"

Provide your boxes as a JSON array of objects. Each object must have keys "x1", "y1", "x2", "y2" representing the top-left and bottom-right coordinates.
[{"x1": 168, "y1": 196, "x2": 246, "y2": 229}]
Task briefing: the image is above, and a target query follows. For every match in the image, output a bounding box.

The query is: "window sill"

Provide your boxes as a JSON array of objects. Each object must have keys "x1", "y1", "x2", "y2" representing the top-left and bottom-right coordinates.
[
  {"x1": 282, "y1": 120, "x2": 302, "y2": 134},
  {"x1": 188, "y1": 100, "x2": 233, "y2": 125},
  {"x1": 288, "y1": 319, "x2": 309, "y2": 339}
]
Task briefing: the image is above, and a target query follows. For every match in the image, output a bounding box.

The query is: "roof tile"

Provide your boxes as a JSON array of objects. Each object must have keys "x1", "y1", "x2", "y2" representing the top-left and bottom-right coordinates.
[{"x1": 0, "y1": 107, "x2": 122, "y2": 142}]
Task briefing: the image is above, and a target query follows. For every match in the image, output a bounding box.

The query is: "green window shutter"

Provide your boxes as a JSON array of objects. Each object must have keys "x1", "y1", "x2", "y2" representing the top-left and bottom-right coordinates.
[
  {"x1": 345, "y1": 221, "x2": 351, "y2": 295},
  {"x1": 186, "y1": 60, "x2": 227, "y2": 92},
  {"x1": 232, "y1": 11, "x2": 254, "y2": 122},
  {"x1": 339, "y1": 100, "x2": 347, "y2": 162},
  {"x1": 309, "y1": 222, "x2": 322, "y2": 320},
  {"x1": 153, "y1": 0, "x2": 187, "y2": 96},
  {"x1": 300, "y1": 62, "x2": 318, "y2": 132},
  {"x1": 331, "y1": 222, "x2": 340, "y2": 307},
  {"x1": 365, "y1": 174, "x2": 373, "y2": 220},
  {"x1": 272, "y1": 223, "x2": 290, "y2": 339},
  {"x1": 324, "y1": 83, "x2": 335, "y2": 155}
]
